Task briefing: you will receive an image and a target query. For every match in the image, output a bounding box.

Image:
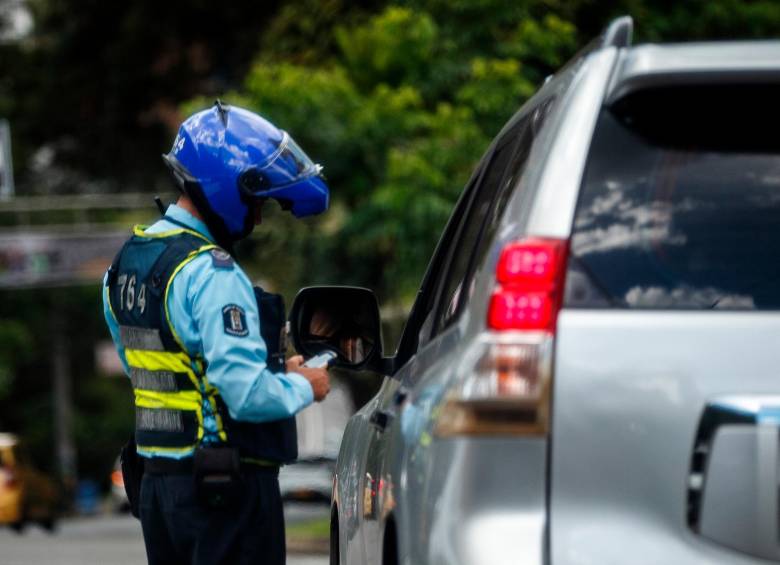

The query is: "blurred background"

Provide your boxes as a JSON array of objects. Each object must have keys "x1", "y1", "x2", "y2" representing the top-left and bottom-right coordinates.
[{"x1": 0, "y1": 0, "x2": 779, "y2": 558}]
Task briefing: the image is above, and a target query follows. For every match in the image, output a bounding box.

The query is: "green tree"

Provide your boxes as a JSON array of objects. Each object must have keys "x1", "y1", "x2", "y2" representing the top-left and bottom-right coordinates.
[
  {"x1": 336, "y1": 7, "x2": 438, "y2": 90},
  {"x1": 228, "y1": 2, "x2": 578, "y2": 300}
]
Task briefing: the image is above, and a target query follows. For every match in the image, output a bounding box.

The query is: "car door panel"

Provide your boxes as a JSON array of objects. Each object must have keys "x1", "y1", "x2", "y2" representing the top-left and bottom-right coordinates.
[
  {"x1": 360, "y1": 376, "x2": 402, "y2": 565},
  {"x1": 337, "y1": 380, "x2": 387, "y2": 565}
]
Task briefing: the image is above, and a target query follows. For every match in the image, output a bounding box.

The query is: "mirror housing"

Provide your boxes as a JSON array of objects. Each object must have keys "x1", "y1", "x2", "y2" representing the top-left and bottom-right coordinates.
[{"x1": 289, "y1": 286, "x2": 386, "y2": 373}]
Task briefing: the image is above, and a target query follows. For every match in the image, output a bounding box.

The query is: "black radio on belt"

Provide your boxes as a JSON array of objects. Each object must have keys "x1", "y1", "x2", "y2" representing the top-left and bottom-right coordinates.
[{"x1": 194, "y1": 445, "x2": 241, "y2": 508}]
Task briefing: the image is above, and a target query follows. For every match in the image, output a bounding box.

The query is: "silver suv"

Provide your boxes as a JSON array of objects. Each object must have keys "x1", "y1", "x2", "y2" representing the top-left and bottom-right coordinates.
[{"x1": 290, "y1": 16, "x2": 780, "y2": 565}]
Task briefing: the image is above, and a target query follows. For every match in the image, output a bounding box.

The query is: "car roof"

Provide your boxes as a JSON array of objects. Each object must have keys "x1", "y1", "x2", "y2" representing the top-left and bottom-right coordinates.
[{"x1": 607, "y1": 41, "x2": 780, "y2": 103}]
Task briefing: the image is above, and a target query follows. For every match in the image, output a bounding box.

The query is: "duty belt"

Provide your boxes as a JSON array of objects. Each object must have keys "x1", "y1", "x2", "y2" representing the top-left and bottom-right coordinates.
[{"x1": 143, "y1": 456, "x2": 280, "y2": 475}]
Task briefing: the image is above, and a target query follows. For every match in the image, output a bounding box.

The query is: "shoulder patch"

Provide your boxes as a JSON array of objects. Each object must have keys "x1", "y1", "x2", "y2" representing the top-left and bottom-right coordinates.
[
  {"x1": 210, "y1": 248, "x2": 234, "y2": 269},
  {"x1": 222, "y1": 304, "x2": 249, "y2": 337}
]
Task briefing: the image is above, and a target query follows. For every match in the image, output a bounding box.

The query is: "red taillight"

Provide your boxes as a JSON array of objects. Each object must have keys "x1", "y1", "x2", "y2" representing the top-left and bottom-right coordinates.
[
  {"x1": 488, "y1": 238, "x2": 568, "y2": 332},
  {"x1": 111, "y1": 469, "x2": 124, "y2": 488},
  {"x1": 436, "y1": 237, "x2": 568, "y2": 437}
]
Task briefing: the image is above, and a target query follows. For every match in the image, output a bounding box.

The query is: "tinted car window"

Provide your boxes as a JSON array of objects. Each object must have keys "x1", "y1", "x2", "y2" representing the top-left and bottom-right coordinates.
[
  {"x1": 469, "y1": 100, "x2": 554, "y2": 285},
  {"x1": 394, "y1": 161, "x2": 488, "y2": 361},
  {"x1": 434, "y1": 131, "x2": 518, "y2": 328},
  {"x1": 433, "y1": 98, "x2": 556, "y2": 332},
  {"x1": 566, "y1": 85, "x2": 780, "y2": 310}
]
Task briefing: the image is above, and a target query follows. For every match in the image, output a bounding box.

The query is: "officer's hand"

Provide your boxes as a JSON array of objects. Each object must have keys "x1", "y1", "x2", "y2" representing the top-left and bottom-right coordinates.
[
  {"x1": 285, "y1": 355, "x2": 305, "y2": 373},
  {"x1": 287, "y1": 355, "x2": 330, "y2": 402}
]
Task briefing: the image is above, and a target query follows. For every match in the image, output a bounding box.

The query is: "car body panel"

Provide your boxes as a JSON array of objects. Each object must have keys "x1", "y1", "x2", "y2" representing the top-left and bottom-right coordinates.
[
  {"x1": 606, "y1": 42, "x2": 780, "y2": 102},
  {"x1": 335, "y1": 375, "x2": 396, "y2": 564},
  {"x1": 404, "y1": 434, "x2": 547, "y2": 565},
  {"x1": 387, "y1": 316, "x2": 549, "y2": 565},
  {"x1": 360, "y1": 376, "x2": 401, "y2": 565},
  {"x1": 552, "y1": 311, "x2": 780, "y2": 564},
  {"x1": 522, "y1": 47, "x2": 617, "y2": 241}
]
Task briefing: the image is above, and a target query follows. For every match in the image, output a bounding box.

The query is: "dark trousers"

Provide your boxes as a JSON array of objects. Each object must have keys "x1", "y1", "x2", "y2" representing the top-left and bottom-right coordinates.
[{"x1": 139, "y1": 470, "x2": 285, "y2": 565}]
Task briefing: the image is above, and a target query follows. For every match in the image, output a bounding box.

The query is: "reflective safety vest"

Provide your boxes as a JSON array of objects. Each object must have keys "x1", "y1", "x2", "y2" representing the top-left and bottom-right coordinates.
[{"x1": 105, "y1": 224, "x2": 297, "y2": 462}]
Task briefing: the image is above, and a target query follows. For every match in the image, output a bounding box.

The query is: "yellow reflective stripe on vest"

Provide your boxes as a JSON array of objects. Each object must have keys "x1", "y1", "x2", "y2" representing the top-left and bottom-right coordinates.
[
  {"x1": 132, "y1": 224, "x2": 213, "y2": 244},
  {"x1": 163, "y1": 243, "x2": 218, "y2": 352},
  {"x1": 199, "y1": 377, "x2": 225, "y2": 441},
  {"x1": 104, "y1": 284, "x2": 118, "y2": 324},
  {"x1": 124, "y1": 349, "x2": 200, "y2": 391},
  {"x1": 134, "y1": 390, "x2": 202, "y2": 411},
  {"x1": 207, "y1": 396, "x2": 228, "y2": 442},
  {"x1": 159, "y1": 243, "x2": 226, "y2": 442},
  {"x1": 137, "y1": 444, "x2": 198, "y2": 456},
  {"x1": 134, "y1": 389, "x2": 205, "y2": 442}
]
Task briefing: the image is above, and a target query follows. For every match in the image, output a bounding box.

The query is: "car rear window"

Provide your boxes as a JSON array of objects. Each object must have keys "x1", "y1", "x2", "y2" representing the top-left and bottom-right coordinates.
[{"x1": 565, "y1": 84, "x2": 780, "y2": 310}]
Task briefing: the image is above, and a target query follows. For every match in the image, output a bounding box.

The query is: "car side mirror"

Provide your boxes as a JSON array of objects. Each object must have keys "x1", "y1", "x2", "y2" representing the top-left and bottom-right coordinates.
[{"x1": 289, "y1": 286, "x2": 385, "y2": 372}]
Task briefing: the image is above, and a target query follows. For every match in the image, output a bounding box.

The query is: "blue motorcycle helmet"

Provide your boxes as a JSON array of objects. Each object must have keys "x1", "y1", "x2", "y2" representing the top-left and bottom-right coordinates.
[{"x1": 162, "y1": 100, "x2": 329, "y2": 248}]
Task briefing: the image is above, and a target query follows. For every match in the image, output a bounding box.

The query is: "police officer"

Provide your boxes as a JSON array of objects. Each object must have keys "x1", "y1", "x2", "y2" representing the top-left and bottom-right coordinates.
[{"x1": 102, "y1": 101, "x2": 331, "y2": 564}]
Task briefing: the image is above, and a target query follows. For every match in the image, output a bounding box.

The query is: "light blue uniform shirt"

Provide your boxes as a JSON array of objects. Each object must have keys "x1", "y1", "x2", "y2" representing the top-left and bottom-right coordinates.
[{"x1": 103, "y1": 204, "x2": 313, "y2": 457}]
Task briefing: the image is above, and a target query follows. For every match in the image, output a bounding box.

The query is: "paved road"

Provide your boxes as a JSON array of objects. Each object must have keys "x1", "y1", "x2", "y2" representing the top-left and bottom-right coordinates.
[{"x1": 0, "y1": 506, "x2": 329, "y2": 565}]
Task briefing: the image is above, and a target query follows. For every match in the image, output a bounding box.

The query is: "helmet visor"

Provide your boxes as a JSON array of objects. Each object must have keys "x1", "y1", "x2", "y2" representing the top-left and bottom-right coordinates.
[{"x1": 254, "y1": 132, "x2": 322, "y2": 192}]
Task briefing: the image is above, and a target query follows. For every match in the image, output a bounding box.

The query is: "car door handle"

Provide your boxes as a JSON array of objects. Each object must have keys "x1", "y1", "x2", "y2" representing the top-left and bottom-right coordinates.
[{"x1": 370, "y1": 409, "x2": 394, "y2": 431}]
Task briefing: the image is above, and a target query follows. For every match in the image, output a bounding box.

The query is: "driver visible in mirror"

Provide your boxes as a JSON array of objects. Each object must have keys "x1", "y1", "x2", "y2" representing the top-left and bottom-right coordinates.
[{"x1": 309, "y1": 307, "x2": 369, "y2": 364}]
